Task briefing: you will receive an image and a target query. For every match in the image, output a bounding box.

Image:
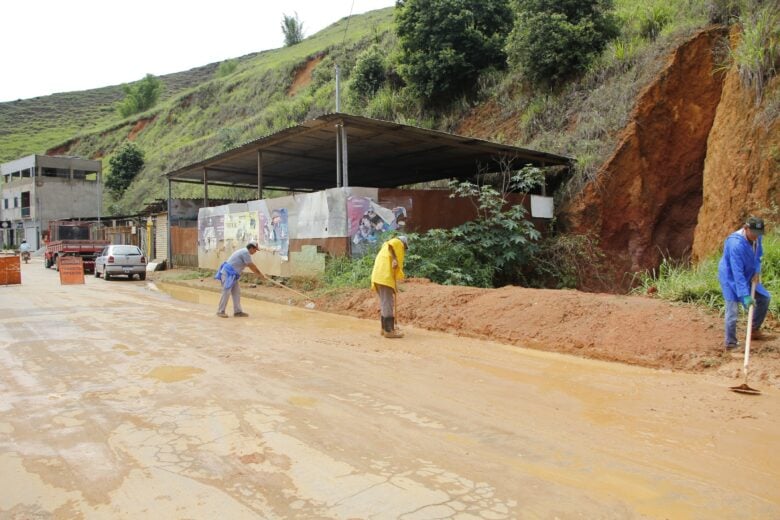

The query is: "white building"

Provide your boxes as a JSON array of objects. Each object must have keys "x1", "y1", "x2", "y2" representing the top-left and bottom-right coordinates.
[{"x1": 0, "y1": 155, "x2": 102, "y2": 249}]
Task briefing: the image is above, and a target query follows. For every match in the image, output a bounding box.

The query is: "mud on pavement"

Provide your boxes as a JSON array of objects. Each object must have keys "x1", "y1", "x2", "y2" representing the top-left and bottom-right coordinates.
[{"x1": 2, "y1": 261, "x2": 779, "y2": 518}]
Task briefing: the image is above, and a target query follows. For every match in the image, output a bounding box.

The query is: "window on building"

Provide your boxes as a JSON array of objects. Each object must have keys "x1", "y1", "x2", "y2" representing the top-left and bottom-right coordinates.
[
  {"x1": 3, "y1": 199, "x2": 7, "y2": 209},
  {"x1": 14, "y1": 197, "x2": 18, "y2": 208}
]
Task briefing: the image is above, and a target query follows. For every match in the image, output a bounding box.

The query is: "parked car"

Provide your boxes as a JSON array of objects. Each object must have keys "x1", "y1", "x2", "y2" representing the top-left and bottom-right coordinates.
[{"x1": 95, "y1": 245, "x2": 147, "y2": 281}]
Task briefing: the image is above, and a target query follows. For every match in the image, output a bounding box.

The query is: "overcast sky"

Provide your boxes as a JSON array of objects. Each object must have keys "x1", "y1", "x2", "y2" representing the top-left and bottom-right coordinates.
[{"x1": 0, "y1": 0, "x2": 396, "y2": 102}]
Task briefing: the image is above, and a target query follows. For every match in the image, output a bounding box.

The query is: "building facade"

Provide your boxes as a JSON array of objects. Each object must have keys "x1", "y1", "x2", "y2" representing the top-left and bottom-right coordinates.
[{"x1": 0, "y1": 155, "x2": 102, "y2": 249}]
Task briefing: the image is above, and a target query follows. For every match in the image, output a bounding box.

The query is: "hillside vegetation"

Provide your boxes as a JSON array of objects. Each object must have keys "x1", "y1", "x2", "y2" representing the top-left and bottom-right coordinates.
[{"x1": 0, "y1": 2, "x2": 776, "y2": 295}]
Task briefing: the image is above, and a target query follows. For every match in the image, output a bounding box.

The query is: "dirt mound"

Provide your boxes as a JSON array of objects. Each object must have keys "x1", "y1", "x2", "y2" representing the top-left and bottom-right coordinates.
[{"x1": 157, "y1": 272, "x2": 780, "y2": 389}]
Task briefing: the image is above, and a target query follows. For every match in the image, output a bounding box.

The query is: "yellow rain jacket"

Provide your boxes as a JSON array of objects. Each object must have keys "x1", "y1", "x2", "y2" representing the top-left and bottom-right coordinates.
[{"x1": 370, "y1": 237, "x2": 406, "y2": 292}]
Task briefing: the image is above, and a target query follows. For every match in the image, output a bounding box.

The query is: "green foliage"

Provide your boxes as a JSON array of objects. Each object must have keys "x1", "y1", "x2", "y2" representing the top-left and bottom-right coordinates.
[
  {"x1": 323, "y1": 244, "x2": 379, "y2": 288},
  {"x1": 117, "y1": 74, "x2": 163, "y2": 118},
  {"x1": 218, "y1": 127, "x2": 241, "y2": 151},
  {"x1": 282, "y1": 12, "x2": 305, "y2": 47},
  {"x1": 216, "y1": 59, "x2": 238, "y2": 78},
  {"x1": 106, "y1": 142, "x2": 145, "y2": 200},
  {"x1": 506, "y1": 0, "x2": 619, "y2": 89},
  {"x1": 523, "y1": 232, "x2": 609, "y2": 289},
  {"x1": 639, "y1": 3, "x2": 673, "y2": 40},
  {"x1": 446, "y1": 167, "x2": 544, "y2": 286},
  {"x1": 405, "y1": 229, "x2": 495, "y2": 287},
  {"x1": 395, "y1": 0, "x2": 512, "y2": 105},
  {"x1": 731, "y1": 1, "x2": 780, "y2": 104},
  {"x1": 349, "y1": 45, "x2": 387, "y2": 103},
  {"x1": 633, "y1": 228, "x2": 779, "y2": 319}
]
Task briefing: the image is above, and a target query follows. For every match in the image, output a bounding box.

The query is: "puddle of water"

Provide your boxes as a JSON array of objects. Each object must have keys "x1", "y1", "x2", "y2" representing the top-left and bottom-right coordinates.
[{"x1": 146, "y1": 366, "x2": 204, "y2": 383}]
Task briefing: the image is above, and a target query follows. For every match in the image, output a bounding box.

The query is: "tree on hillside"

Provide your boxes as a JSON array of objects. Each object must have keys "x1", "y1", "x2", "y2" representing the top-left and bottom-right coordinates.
[
  {"x1": 282, "y1": 12, "x2": 305, "y2": 46},
  {"x1": 395, "y1": 0, "x2": 512, "y2": 106},
  {"x1": 106, "y1": 142, "x2": 145, "y2": 199},
  {"x1": 505, "y1": 0, "x2": 619, "y2": 90},
  {"x1": 349, "y1": 45, "x2": 387, "y2": 103},
  {"x1": 117, "y1": 74, "x2": 163, "y2": 118}
]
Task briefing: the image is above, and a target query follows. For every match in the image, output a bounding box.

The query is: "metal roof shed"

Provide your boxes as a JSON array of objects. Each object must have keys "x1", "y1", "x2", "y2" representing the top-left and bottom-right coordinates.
[{"x1": 164, "y1": 113, "x2": 572, "y2": 196}]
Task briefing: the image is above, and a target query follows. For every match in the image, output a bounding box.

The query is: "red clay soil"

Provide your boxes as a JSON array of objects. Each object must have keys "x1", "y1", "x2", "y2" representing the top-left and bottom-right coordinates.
[
  {"x1": 692, "y1": 28, "x2": 780, "y2": 261},
  {"x1": 128, "y1": 116, "x2": 155, "y2": 141},
  {"x1": 288, "y1": 55, "x2": 324, "y2": 97},
  {"x1": 156, "y1": 273, "x2": 780, "y2": 389},
  {"x1": 561, "y1": 28, "x2": 727, "y2": 283}
]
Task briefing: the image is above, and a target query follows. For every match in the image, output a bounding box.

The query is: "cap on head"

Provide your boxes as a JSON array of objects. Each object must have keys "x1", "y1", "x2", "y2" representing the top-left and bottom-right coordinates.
[
  {"x1": 746, "y1": 217, "x2": 765, "y2": 236},
  {"x1": 397, "y1": 235, "x2": 408, "y2": 248},
  {"x1": 247, "y1": 240, "x2": 259, "y2": 250}
]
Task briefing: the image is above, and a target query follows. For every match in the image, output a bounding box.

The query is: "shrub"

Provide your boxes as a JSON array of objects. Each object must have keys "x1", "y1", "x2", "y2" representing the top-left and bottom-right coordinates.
[
  {"x1": 117, "y1": 74, "x2": 163, "y2": 118},
  {"x1": 349, "y1": 45, "x2": 387, "y2": 103},
  {"x1": 506, "y1": 0, "x2": 619, "y2": 89},
  {"x1": 216, "y1": 59, "x2": 238, "y2": 78},
  {"x1": 106, "y1": 142, "x2": 145, "y2": 199},
  {"x1": 395, "y1": 0, "x2": 513, "y2": 106}
]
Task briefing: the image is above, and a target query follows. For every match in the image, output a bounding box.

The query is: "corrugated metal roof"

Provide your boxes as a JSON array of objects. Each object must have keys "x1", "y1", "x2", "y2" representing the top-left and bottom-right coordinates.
[{"x1": 164, "y1": 113, "x2": 572, "y2": 191}]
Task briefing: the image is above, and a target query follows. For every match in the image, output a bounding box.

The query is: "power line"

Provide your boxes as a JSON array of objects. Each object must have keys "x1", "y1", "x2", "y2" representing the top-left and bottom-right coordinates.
[{"x1": 341, "y1": 0, "x2": 356, "y2": 47}]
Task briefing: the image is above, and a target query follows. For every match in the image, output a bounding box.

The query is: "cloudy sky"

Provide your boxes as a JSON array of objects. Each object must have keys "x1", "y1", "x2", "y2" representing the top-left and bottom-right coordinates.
[{"x1": 0, "y1": 0, "x2": 395, "y2": 102}]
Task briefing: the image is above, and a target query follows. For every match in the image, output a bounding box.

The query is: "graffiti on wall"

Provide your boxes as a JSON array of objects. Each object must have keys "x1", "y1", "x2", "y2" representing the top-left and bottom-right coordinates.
[{"x1": 347, "y1": 196, "x2": 408, "y2": 257}]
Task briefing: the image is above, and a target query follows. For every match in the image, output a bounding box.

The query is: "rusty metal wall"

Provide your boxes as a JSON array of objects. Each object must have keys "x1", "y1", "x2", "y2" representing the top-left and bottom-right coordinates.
[
  {"x1": 171, "y1": 226, "x2": 198, "y2": 267},
  {"x1": 377, "y1": 189, "x2": 535, "y2": 233}
]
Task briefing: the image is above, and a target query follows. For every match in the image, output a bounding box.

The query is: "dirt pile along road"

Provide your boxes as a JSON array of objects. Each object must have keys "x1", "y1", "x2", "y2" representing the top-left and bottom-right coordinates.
[
  {"x1": 2, "y1": 259, "x2": 779, "y2": 517},
  {"x1": 160, "y1": 271, "x2": 780, "y2": 389}
]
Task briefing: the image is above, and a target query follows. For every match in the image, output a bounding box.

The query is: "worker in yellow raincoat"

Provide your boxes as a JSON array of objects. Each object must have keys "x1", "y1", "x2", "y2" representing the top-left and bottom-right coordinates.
[{"x1": 370, "y1": 236, "x2": 408, "y2": 338}]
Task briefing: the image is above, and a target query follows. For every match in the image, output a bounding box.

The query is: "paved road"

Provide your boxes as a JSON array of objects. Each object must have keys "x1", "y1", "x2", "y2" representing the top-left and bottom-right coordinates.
[{"x1": 2, "y1": 259, "x2": 779, "y2": 518}]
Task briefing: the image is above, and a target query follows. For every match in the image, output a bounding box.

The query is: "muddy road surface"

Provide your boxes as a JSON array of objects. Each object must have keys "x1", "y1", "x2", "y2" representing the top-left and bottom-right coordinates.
[{"x1": 2, "y1": 260, "x2": 779, "y2": 518}]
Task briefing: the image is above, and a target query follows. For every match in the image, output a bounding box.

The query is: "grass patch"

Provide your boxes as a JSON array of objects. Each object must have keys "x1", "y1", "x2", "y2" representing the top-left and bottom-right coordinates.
[{"x1": 633, "y1": 228, "x2": 779, "y2": 319}]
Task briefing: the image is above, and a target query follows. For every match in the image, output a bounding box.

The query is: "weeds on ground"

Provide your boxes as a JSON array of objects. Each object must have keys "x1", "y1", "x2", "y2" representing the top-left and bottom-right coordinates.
[{"x1": 634, "y1": 228, "x2": 779, "y2": 320}]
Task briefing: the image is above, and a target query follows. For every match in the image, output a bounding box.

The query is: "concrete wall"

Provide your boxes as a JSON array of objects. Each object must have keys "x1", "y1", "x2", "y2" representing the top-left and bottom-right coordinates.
[{"x1": 197, "y1": 186, "x2": 553, "y2": 277}]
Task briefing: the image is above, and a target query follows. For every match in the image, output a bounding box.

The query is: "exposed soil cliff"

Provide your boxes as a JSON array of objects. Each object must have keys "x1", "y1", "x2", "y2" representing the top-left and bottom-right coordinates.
[
  {"x1": 561, "y1": 28, "x2": 727, "y2": 286},
  {"x1": 692, "y1": 29, "x2": 780, "y2": 260}
]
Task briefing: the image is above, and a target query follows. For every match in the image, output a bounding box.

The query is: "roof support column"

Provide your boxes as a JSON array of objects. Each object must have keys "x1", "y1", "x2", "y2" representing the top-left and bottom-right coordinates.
[
  {"x1": 203, "y1": 168, "x2": 209, "y2": 207},
  {"x1": 335, "y1": 123, "x2": 342, "y2": 187},
  {"x1": 341, "y1": 123, "x2": 349, "y2": 187},
  {"x1": 167, "y1": 178, "x2": 173, "y2": 268},
  {"x1": 257, "y1": 150, "x2": 264, "y2": 199}
]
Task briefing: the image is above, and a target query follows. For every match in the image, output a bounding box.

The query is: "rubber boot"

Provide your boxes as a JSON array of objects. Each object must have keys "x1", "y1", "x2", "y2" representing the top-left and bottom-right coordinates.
[
  {"x1": 380, "y1": 317, "x2": 388, "y2": 337},
  {"x1": 384, "y1": 317, "x2": 404, "y2": 339}
]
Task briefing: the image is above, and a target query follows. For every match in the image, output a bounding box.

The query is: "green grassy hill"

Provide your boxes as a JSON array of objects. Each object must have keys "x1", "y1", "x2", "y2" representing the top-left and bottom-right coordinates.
[{"x1": 0, "y1": 2, "x2": 772, "y2": 218}]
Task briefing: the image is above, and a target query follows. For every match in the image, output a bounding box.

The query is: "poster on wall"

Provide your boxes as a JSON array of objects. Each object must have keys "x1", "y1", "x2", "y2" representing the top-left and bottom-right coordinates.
[
  {"x1": 347, "y1": 196, "x2": 409, "y2": 257},
  {"x1": 258, "y1": 203, "x2": 290, "y2": 261},
  {"x1": 198, "y1": 215, "x2": 224, "y2": 253},
  {"x1": 224, "y1": 212, "x2": 260, "y2": 247}
]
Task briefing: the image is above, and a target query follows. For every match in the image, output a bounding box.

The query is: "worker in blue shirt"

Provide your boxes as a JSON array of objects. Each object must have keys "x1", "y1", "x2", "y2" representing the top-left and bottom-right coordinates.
[
  {"x1": 214, "y1": 240, "x2": 264, "y2": 318},
  {"x1": 718, "y1": 217, "x2": 771, "y2": 350}
]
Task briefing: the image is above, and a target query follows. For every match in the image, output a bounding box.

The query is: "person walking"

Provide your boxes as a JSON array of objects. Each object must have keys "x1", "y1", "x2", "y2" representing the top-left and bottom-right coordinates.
[
  {"x1": 215, "y1": 240, "x2": 264, "y2": 318},
  {"x1": 370, "y1": 235, "x2": 408, "y2": 338},
  {"x1": 718, "y1": 217, "x2": 772, "y2": 350}
]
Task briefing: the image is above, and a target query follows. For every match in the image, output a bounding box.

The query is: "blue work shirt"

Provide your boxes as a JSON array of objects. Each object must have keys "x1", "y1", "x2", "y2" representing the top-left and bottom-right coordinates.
[{"x1": 718, "y1": 231, "x2": 769, "y2": 301}]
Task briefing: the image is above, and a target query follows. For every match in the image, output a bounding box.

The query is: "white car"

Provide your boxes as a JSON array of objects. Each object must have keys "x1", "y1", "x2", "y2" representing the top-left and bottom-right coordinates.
[{"x1": 95, "y1": 245, "x2": 147, "y2": 281}]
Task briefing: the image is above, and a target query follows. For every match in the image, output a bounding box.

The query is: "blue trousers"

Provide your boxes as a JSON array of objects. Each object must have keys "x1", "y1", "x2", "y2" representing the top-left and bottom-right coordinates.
[{"x1": 724, "y1": 292, "x2": 771, "y2": 346}]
